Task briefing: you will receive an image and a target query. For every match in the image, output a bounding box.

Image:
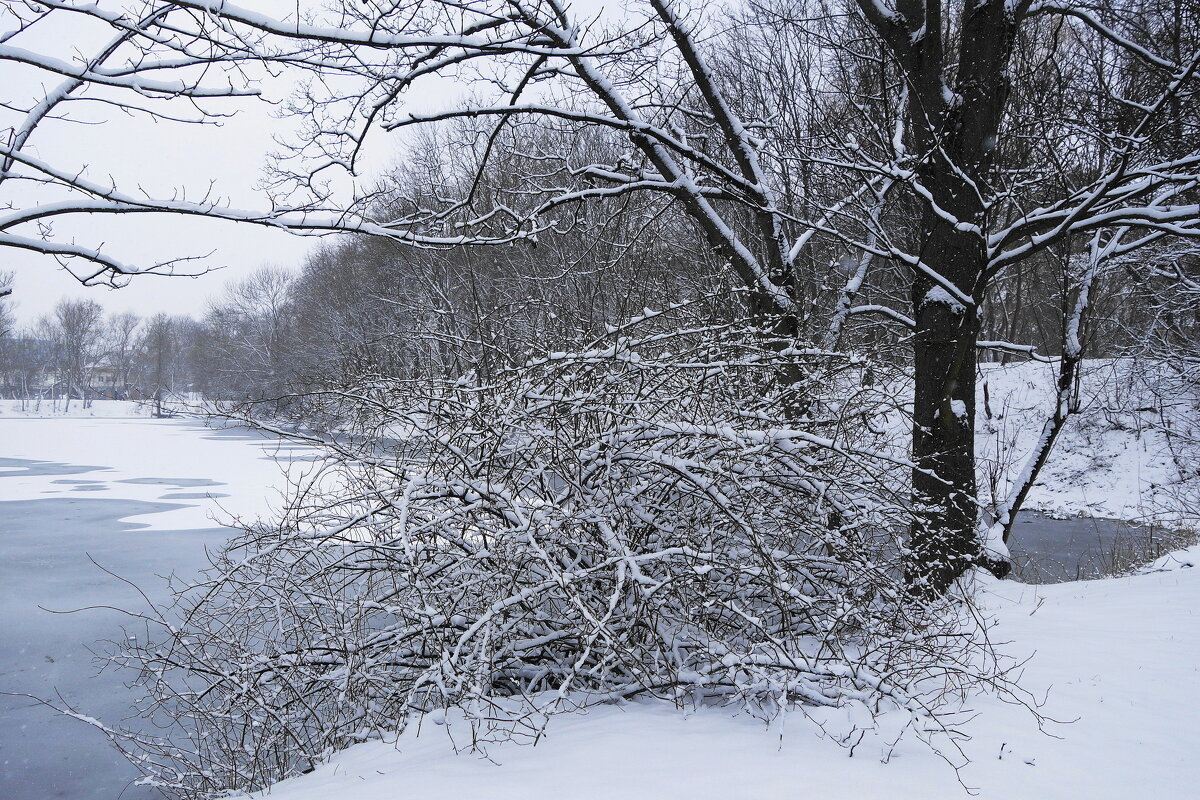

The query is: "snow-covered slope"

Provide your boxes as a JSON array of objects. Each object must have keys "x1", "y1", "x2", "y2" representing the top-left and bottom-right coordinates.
[
  {"x1": 977, "y1": 360, "x2": 1196, "y2": 527},
  {"x1": 256, "y1": 549, "x2": 1200, "y2": 800}
]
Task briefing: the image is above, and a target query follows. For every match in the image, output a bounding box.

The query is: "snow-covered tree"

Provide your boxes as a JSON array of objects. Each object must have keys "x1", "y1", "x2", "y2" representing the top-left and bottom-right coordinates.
[
  {"x1": 0, "y1": 270, "x2": 13, "y2": 338},
  {"x1": 7, "y1": 4, "x2": 1200, "y2": 792},
  {"x1": 9, "y1": 0, "x2": 1199, "y2": 590},
  {"x1": 121, "y1": 0, "x2": 1198, "y2": 593},
  {"x1": 101, "y1": 307, "x2": 1019, "y2": 797},
  {"x1": 104, "y1": 311, "x2": 140, "y2": 398}
]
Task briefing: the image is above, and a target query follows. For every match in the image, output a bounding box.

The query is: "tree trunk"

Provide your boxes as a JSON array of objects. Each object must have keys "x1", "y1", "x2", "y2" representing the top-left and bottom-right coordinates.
[
  {"x1": 906, "y1": 215, "x2": 985, "y2": 596},
  {"x1": 854, "y1": 0, "x2": 1025, "y2": 595}
]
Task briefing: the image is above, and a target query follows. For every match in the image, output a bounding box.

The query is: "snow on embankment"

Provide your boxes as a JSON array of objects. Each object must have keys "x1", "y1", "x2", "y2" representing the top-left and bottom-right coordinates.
[
  {"x1": 977, "y1": 359, "x2": 1198, "y2": 528},
  {"x1": 255, "y1": 547, "x2": 1200, "y2": 800},
  {"x1": 253, "y1": 360, "x2": 1200, "y2": 800},
  {"x1": 0, "y1": 398, "x2": 157, "y2": 418}
]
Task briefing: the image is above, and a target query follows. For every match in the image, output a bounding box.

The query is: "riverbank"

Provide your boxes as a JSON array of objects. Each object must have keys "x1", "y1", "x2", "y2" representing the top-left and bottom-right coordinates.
[
  {"x1": 978, "y1": 359, "x2": 1198, "y2": 531},
  {"x1": 1, "y1": 369, "x2": 1195, "y2": 799},
  {"x1": 256, "y1": 542, "x2": 1200, "y2": 800}
]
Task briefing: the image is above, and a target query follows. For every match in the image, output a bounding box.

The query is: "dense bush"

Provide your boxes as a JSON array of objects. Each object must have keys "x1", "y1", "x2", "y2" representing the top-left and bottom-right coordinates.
[{"x1": 104, "y1": 311, "x2": 1011, "y2": 798}]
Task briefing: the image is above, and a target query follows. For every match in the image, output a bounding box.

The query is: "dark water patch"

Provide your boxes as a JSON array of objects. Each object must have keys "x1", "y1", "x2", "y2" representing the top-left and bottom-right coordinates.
[
  {"x1": 118, "y1": 476, "x2": 225, "y2": 488},
  {"x1": 70, "y1": 485, "x2": 108, "y2": 492},
  {"x1": 51, "y1": 479, "x2": 104, "y2": 485},
  {"x1": 1008, "y1": 511, "x2": 1192, "y2": 583},
  {"x1": 0, "y1": 457, "x2": 111, "y2": 478},
  {"x1": 159, "y1": 491, "x2": 230, "y2": 500},
  {"x1": 0, "y1": 497, "x2": 232, "y2": 800}
]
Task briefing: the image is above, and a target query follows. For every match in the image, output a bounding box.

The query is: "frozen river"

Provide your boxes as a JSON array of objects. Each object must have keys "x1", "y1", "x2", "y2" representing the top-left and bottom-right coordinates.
[
  {"x1": 1007, "y1": 511, "x2": 1185, "y2": 583},
  {"x1": 0, "y1": 416, "x2": 310, "y2": 800}
]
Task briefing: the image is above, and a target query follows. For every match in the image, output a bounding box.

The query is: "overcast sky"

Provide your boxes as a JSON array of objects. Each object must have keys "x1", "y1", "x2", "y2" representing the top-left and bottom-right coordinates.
[
  {"x1": 1, "y1": 0, "x2": 373, "y2": 326},
  {"x1": 2, "y1": 0, "x2": 626, "y2": 327}
]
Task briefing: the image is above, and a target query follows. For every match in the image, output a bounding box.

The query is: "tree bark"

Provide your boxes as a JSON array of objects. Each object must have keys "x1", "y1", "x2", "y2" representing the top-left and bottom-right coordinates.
[
  {"x1": 907, "y1": 217, "x2": 985, "y2": 595},
  {"x1": 855, "y1": 0, "x2": 1028, "y2": 594}
]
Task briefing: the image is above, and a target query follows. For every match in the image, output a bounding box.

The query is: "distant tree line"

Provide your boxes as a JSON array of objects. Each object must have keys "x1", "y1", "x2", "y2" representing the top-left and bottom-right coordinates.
[
  {"x1": 4, "y1": 71, "x2": 1196, "y2": 425},
  {"x1": 0, "y1": 294, "x2": 196, "y2": 412}
]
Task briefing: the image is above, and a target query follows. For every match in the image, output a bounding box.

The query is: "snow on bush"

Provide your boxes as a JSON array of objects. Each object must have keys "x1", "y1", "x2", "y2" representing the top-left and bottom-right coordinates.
[{"x1": 101, "y1": 315, "x2": 1014, "y2": 798}]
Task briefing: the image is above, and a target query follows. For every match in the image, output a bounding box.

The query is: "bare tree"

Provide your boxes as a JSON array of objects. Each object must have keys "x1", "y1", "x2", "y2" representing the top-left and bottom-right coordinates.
[
  {"x1": 201, "y1": 266, "x2": 297, "y2": 403},
  {"x1": 104, "y1": 311, "x2": 140, "y2": 398},
  {"x1": 47, "y1": 297, "x2": 103, "y2": 410},
  {"x1": 0, "y1": 0, "x2": 480, "y2": 294},
  {"x1": 0, "y1": 270, "x2": 13, "y2": 339},
  {"x1": 138, "y1": 312, "x2": 176, "y2": 415},
  {"x1": 840, "y1": 0, "x2": 1200, "y2": 591}
]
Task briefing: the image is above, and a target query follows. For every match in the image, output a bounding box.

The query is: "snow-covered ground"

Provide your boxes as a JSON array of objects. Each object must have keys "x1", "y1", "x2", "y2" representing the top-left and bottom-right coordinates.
[
  {"x1": 978, "y1": 360, "x2": 1197, "y2": 528},
  {"x1": 257, "y1": 550, "x2": 1200, "y2": 800}
]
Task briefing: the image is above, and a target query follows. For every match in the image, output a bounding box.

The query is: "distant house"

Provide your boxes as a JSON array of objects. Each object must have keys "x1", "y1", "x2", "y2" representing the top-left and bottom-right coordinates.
[{"x1": 89, "y1": 364, "x2": 123, "y2": 398}]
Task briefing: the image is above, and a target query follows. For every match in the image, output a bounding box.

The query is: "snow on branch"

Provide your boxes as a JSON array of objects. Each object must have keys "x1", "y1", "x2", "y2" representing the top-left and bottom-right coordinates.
[{"x1": 98, "y1": 308, "x2": 1014, "y2": 797}]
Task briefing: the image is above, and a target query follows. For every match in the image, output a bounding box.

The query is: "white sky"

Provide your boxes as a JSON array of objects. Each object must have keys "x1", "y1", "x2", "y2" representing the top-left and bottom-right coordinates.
[
  {"x1": 0, "y1": 0, "x2": 630, "y2": 327},
  {"x1": 1, "y1": 0, "x2": 364, "y2": 326}
]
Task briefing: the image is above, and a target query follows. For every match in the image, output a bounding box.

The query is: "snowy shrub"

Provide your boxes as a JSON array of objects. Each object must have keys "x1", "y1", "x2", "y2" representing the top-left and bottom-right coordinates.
[{"x1": 102, "y1": 313, "x2": 1010, "y2": 798}]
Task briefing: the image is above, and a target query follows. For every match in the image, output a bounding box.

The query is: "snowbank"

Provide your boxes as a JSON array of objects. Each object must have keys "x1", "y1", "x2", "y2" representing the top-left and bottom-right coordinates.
[
  {"x1": 254, "y1": 545, "x2": 1200, "y2": 799},
  {"x1": 977, "y1": 360, "x2": 1197, "y2": 528},
  {"x1": 0, "y1": 398, "x2": 157, "y2": 418}
]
